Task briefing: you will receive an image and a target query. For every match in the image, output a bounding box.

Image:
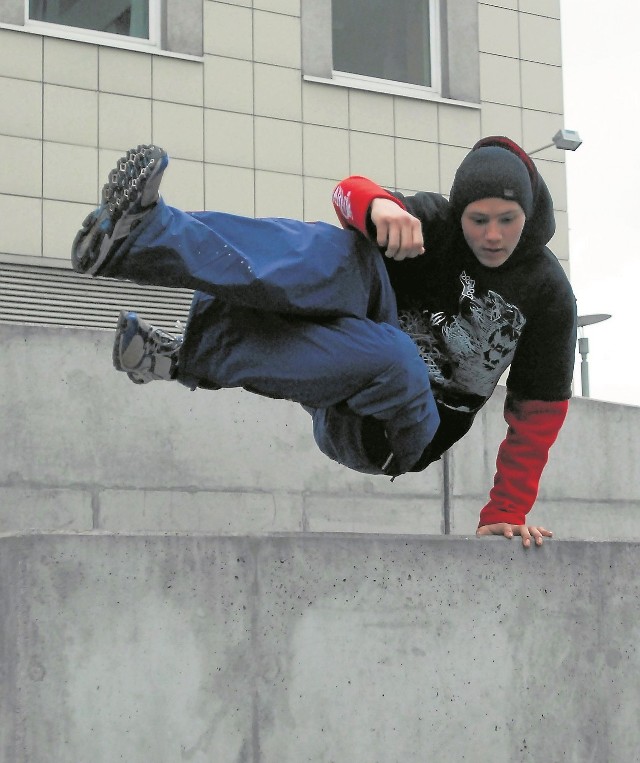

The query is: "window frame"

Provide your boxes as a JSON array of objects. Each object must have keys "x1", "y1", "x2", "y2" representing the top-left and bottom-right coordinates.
[
  {"x1": 24, "y1": 0, "x2": 162, "y2": 49},
  {"x1": 0, "y1": 0, "x2": 203, "y2": 58},
  {"x1": 301, "y1": 0, "x2": 480, "y2": 106},
  {"x1": 331, "y1": 0, "x2": 442, "y2": 98}
]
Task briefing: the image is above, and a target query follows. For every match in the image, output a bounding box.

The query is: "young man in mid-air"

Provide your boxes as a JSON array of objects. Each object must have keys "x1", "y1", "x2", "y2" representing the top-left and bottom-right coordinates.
[{"x1": 71, "y1": 137, "x2": 576, "y2": 547}]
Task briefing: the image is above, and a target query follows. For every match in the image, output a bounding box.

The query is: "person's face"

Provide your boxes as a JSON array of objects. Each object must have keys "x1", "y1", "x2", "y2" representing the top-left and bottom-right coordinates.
[{"x1": 460, "y1": 198, "x2": 526, "y2": 268}]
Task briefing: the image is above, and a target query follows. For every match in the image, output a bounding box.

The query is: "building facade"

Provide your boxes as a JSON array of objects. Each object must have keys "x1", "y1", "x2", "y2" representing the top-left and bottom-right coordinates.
[{"x1": 0, "y1": 0, "x2": 568, "y2": 329}]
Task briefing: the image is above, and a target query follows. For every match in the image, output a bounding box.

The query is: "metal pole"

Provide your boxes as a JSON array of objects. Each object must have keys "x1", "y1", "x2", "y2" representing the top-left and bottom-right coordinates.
[
  {"x1": 442, "y1": 451, "x2": 451, "y2": 534},
  {"x1": 578, "y1": 336, "x2": 590, "y2": 397},
  {"x1": 527, "y1": 142, "x2": 554, "y2": 156}
]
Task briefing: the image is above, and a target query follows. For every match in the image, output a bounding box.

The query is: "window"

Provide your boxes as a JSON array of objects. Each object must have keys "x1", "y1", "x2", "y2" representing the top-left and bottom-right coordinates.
[
  {"x1": 28, "y1": 0, "x2": 152, "y2": 41},
  {"x1": 301, "y1": 0, "x2": 480, "y2": 104},
  {"x1": 332, "y1": 0, "x2": 435, "y2": 89}
]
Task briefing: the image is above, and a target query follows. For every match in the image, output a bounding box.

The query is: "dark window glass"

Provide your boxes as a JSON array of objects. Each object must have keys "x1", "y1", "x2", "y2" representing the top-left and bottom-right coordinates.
[
  {"x1": 332, "y1": 0, "x2": 432, "y2": 87},
  {"x1": 29, "y1": 0, "x2": 150, "y2": 40}
]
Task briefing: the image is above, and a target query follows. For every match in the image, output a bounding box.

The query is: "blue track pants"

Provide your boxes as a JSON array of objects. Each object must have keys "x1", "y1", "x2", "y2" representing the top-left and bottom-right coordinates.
[{"x1": 100, "y1": 200, "x2": 440, "y2": 475}]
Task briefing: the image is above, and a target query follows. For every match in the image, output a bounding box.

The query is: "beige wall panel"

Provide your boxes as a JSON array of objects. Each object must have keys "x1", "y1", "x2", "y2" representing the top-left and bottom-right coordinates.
[
  {"x1": 349, "y1": 132, "x2": 395, "y2": 187},
  {"x1": 204, "y1": 55, "x2": 253, "y2": 113},
  {"x1": 42, "y1": 199, "x2": 95, "y2": 260},
  {"x1": 0, "y1": 28, "x2": 42, "y2": 80},
  {"x1": 394, "y1": 97, "x2": 438, "y2": 142},
  {"x1": 152, "y1": 102, "x2": 204, "y2": 161},
  {"x1": 205, "y1": 163, "x2": 255, "y2": 217},
  {"x1": 520, "y1": 14, "x2": 562, "y2": 66},
  {"x1": 522, "y1": 108, "x2": 566, "y2": 159},
  {"x1": 303, "y1": 124, "x2": 349, "y2": 180},
  {"x1": 439, "y1": 143, "x2": 472, "y2": 196},
  {"x1": 43, "y1": 85, "x2": 98, "y2": 146},
  {"x1": 253, "y1": 10, "x2": 301, "y2": 68},
  {"x1": 520, "y1": 61, "x2": 564, "y2": 113},
  {"x1": 0, "y1": 76, "x2": 42, "y2": 139},
  {"x1": 43, "y1": 37, "x2": 98, "y2": 90},
  {"x1": 438, "y1": 105, "x2": 482, "y2": 148},
  {"x1": 254, "y1": 0, "x2": 300, "y2": 15},
  {"x1": 302, "y1": 81, "x2": 349, "y2": 129},
  {"x1": 534, "y1": 158, "x2": 568, "y2": 211},
  {"x1": 479, "y1": 53, "x2": 521, "y2": 106},
  {"x1": 254, "y1": 117, "x2": 303, "y2": 174},
  {"x1": 0, "y1": 135, "x2": 42, "y2": 197},
  {"x1": 204, "y1": 109, "x2": 255, "y2": 168},
  {"x1": 98, "y1": 48, "x2": 152, "y2": 98},
  {"x1": 254, "y1": 63, "x2": 302, "y2": 121},
  {"x1": 152, "y1": 57, "x2": 204, "y2": 106},
  {"x1": 98, "y1": 93, "x2": 153, "y2": 152},
  {"x1": 203, "y1": 2, "x2": 253, "y2": 58},
  {"x1": 518, "y1": 0, "x2": 560, "y2": 18},
  {"x1": 303, "y1": 176, "x2": 341, "y2": 224},
  {"x1": 348, "y1": 90, "x2": 394, "y2": 136},
  {"x1": 480, "y1": 102, "x2": 523, "y2": 144},
  {"x1": 0, "y1": 194, "x2": 42, "y2": 256},
  {"x1": 43, "y1": 143, "x2": 97, "y2": 204},
  {"x1": 478, "y1": 4, "x2": 519, "y2": 58},
  {"x1": 159, "y1": 158, "x2": 205, "y2": 211},
  {"x1": 254, "y1": 170, "x2": 304, "y2": 218},
  {"x1": 211, "y1": 0, "x2": 251, "y2": 7},
  {"x1": 395, "y1": 139, "x2": 439, "y2": 193}
]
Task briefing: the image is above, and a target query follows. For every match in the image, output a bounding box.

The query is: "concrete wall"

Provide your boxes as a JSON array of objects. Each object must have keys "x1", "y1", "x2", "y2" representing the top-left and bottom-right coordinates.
[
  {"x1": 451, "y1": 388, "x2": 640, "y2": 540},
  {"x1": 2, "y1": 323, "x2": 640, "y2": 539},
  {"x1": 2, "y1": 533, "x2": 639, "y2": 762}
]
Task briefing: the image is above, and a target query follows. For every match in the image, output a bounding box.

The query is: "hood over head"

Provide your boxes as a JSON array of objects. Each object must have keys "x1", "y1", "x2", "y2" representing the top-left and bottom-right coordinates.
[{"x1": 449, "y1": 136, "x2": 555, "y2": 250}]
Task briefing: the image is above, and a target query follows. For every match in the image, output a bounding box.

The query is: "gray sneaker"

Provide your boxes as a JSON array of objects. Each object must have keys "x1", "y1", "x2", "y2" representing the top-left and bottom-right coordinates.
[
  {"x1": 71, "y1": 144, "x2": 168, "y2": 276},
  {"x1": 113, "y1": 310, "x2": 182, "y2": 384}
]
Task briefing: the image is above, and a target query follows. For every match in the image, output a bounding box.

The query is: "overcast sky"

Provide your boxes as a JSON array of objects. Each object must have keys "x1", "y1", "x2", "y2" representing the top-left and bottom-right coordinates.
[{"x1": 560, "y1": 0, "x2": 640, "y2": 407}]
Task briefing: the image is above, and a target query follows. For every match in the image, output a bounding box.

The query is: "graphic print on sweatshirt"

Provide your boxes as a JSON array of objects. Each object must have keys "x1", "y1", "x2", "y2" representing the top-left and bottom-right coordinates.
[{"x1": 399, "y1": 271, "x2": 526, "y2": 413}]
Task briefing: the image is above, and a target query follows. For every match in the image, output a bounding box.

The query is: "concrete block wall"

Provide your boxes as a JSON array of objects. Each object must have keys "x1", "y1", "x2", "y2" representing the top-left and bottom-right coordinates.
[
  {"x1": 2, "y1": 323, "x2": 639, "y2": 539},
  {"x1": 450, "y1": 386, "x2": 640, "y2": 539},
  {"x1": 0, "y1": 324, "x2": 445, "y2": 536},
  {"x1": 2, "y1": 533, "x2": 639, "y2": 762}
]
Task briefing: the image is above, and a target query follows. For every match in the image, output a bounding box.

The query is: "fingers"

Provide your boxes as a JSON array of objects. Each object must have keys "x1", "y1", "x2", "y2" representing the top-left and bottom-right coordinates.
[
  {"x1": 515, "y1": 525, "x2": 553, "y2": 547},
  {"x1": 371, "y1": 200, "x2": 424, "y2": 259},
  {"x1": 381, "y1": 218, "x2": 424, "y2": 260},
  {"x1": 476, "y1": 522, "x2": 513, "y2": 538},
  {"x1": 519, "y1": 526, "x2": 533, "y2": 548},
  {"x1": 476, "y1": 523, "x2": 553, "y2": 547}
]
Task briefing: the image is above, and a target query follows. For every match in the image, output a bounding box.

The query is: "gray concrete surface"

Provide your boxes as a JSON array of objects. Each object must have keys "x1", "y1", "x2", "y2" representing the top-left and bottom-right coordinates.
[
  {"x1": 0, "y1": 323, "x2": 443, "y2": 534},
  {"x1": 1, "y1": 532, "x2": 639, "y2": 762},
  {"x1": 450, "y1": 387, "x2": 640, "y2": 539},
  {"x1": 2, "y1": 323, "x2": 640, "y2": 538}
]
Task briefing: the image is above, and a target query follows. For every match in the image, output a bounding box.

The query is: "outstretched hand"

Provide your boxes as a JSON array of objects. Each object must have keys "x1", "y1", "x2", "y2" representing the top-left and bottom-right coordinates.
[
  {"x1": 476, "y1": 523, "x2": 553, "y2": 547},
  {"x1": 370, "y1": 198, "x2": 424, "y2": 260}
]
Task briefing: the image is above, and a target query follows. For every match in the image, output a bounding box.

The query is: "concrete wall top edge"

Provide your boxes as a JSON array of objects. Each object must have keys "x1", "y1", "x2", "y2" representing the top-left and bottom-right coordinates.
[{"x1": 0, "y1": 532, "x2": 636, "y2": 549}]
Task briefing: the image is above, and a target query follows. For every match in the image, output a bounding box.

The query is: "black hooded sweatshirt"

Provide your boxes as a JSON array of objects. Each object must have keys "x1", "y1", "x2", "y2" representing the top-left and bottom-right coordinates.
[{"x1": 332, "y1": 137, "x2": 577, "y2": 527}]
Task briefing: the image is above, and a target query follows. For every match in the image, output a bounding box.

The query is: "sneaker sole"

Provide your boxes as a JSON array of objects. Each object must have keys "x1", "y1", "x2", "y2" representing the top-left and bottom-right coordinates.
[
  {"x1": 102, "y1": 145, "x2": 168, "y2": 226},
  {"x1": 71, "y1": 145, "x2": 168, "y2": 276}
]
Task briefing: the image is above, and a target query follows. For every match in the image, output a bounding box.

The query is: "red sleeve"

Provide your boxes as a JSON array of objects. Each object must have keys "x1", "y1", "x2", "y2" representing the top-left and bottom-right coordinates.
[
  {"x1": 478, "y1": 395, "x2": 569, "y2": 528},
  {"x1": 332, "y1": 176, "x2": 405, "y2": 235}
]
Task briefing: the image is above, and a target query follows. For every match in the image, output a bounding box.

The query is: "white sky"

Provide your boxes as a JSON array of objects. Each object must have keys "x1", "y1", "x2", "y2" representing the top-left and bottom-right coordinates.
[{"x1": 560, "y1": 0, "x2": 640, "y2": 407}]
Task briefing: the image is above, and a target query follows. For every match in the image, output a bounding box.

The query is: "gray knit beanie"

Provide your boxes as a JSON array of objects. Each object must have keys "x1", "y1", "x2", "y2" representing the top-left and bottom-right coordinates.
[{"x1": 449, "y1": 145, "x2": 534, "y2": 218}]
